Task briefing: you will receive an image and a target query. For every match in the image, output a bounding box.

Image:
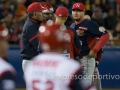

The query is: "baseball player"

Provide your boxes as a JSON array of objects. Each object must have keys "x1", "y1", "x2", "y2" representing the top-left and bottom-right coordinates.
[
  {"x1": 84, "y1": 10, "x2": 102, "y2": 90},
  {"x1": 25, "y1": 22, "x2": 96, "y2": 90},
  {"x1": 70, "y1": 2, "x2": 109, "y2": 85},
  {"x1": 0, "y1": 25, "x2": 16, "y2": 90},
  {"x1": 20, "y1": 2, "x2": 47, "y2": 72},
  {"x1": 54, "y1": 6, "x2": 81, "y2": 59},
  {"x1": 32, "y1": 0, "x2": 54, "y2": 21},
  {"x1": 93, "y1": 39, "x2": 103, "y2": 90}
]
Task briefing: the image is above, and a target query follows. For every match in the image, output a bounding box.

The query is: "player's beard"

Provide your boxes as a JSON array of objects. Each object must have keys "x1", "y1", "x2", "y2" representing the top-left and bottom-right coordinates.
[{"x1": 74, "y1": 18, "x2": 81, "y2": 22}]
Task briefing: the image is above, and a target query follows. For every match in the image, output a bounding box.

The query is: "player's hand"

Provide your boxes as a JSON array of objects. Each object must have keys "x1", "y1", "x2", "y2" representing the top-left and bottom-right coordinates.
[
  {"x1": 76, "y1": 30, "x2": 84, "y2": 36},
  {"x1": 95, "y1": 61, "x2": 99, "y2": 67},
  {"x1": 88, "y1": 50, "x2": 96, "y2": 58},
  {"x1": 84, "y1": 15, "x2": 91, "y2": 20}
]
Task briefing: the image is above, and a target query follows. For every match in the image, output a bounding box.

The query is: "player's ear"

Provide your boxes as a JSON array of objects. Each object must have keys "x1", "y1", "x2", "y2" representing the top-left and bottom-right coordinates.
[
  {"x1": 32, "y1": 12, "x2": 36, "y2": 18},
  {"x1": 64, "y1": 17, "x2": 68, "y2": 21},
  {"x1": 33, "y1": 12, "x2": 36, "y2": 17},
  {"x1": 83, "y1": 11, "x2": 85, "y2": 15},
  {"x1": 66, "y1": 17, "x2": 68, "y2": 21}
]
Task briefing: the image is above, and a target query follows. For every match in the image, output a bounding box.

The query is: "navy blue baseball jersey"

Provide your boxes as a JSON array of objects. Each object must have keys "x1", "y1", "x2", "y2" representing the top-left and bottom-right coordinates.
[
  {"x1": 70, "y1": 19, "x2": 109, "y2": 57},
  {"x1": 20, "y1": 18, "x2": 42, "y2": 60}
]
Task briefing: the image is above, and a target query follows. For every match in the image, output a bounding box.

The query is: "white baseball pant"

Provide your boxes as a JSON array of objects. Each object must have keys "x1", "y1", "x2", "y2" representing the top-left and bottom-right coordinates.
[
  {"x1": 93, "y1": 67, "x2": 102, "y2": 90},
  {"x1": 79, "y1": 56, "x2": 95, "y2": 84},
  {"x1": 22, "y1": 59, "x2": 31, "y2": 73}
]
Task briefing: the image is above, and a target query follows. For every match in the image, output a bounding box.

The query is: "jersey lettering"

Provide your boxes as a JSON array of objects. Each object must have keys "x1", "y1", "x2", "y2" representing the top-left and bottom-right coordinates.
[{"x1": 32, "y1": 80, "x2": 54, "y2": 90}]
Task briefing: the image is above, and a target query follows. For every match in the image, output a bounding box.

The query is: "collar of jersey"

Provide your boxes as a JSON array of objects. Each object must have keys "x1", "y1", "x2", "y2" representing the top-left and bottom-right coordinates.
[
  {"x1": 28, "y1": 18, "x2": 42, "y2": 24},
  {"x1": 75, "y1": 19, "x2": 86, "y2": 25}
]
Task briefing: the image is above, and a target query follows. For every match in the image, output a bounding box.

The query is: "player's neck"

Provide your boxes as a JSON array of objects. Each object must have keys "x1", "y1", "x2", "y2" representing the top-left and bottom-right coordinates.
[
  {"x1": 75, "y1": 17, "x2": 84, "y2": 23},
  {"x1": 55, "y1": 19, "x2": 64, "y2": 25}
]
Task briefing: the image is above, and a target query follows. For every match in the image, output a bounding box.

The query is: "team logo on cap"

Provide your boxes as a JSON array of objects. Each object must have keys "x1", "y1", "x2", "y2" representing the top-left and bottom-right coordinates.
[
  {"x1": 59, "y1": 14, "x2": 62, "y2": 16},
  {"x1": 40, "y1": 4, "x2": 45, "y2": 9},
  {"x1": 76, "y1": 3, "x2": 80, "y2": 7}
]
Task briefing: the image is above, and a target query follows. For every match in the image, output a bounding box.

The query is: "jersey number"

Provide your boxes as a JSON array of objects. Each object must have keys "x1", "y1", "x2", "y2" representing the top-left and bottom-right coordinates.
[{"x1": 32, "y1": 80, "x2": 54, "y2": 90}]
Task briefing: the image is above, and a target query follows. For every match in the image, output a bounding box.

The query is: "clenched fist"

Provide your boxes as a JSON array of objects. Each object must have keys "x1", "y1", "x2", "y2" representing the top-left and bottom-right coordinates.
[
  {"x1": 76, "y1": 30, "x2": 84, "y2": 36},
  {"x1": 88, "y1": 50, "x2": 96, "y2": 58}
]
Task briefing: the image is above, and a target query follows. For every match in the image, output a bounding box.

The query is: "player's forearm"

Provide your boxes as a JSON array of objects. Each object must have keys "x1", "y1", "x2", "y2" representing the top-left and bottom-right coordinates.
[{"x1": 92, "y1": 33, "x2": 109, "y2": 53}]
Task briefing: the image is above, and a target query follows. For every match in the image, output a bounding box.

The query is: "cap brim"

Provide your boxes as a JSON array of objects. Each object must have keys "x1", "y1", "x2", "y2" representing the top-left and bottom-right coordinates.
[{"x1": 72, "y1": 8, "x2": 85, "y2": 11}]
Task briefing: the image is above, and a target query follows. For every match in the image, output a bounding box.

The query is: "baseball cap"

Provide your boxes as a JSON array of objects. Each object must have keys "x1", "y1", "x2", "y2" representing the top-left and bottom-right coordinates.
[
  {"x1": 72, "y1": 3, "x2": 85, "y2": 11},
  {"x1": 27, "y1": 2, "x2": 46, "y2": 12},
  {"x1": 55, "y1": 6, "x2": 69, "y2": 17},
  {"x1": 38, "y1": 20, "x2": 69, "y2": 50}
]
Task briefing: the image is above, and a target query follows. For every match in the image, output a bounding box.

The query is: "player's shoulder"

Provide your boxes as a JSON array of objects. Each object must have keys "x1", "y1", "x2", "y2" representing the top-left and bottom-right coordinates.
[
  {"x1": 58, "y1": 56, "x2": 81, "y2": 72},
  {"x1": 67, "y1": 27, "x2": 74, "y2": 35},
  {"x1": 57, "y1": 57, "x2": 81, "y2": 77},
  {"x1": 0, "y1": 58, "x2": 15, "y2": 75},
  {"x1": 32, "y1": 53, "x2": 80, "y2": 66},
  {"x1": 24, "y1": 19, "x2": 38, "y2": 28},
  {"x1": 86, "y1": 19, "x2": 99, "y2": 26},
  {"x1": 70, "y1": 23, "x2": 76, "y2": 29}
]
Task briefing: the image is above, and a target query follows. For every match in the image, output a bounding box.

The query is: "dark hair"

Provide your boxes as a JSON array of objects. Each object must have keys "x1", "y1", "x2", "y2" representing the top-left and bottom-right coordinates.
[
  {"x1": 85, "y1": 10, "x2": 93, "y2": 18},
  {"x1": 28, "y1": 12, "x2": 34, "y2": 18}
]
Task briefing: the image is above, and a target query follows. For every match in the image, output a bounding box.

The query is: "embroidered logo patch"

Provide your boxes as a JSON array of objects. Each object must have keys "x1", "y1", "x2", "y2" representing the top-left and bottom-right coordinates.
[{"x1": 99, "y1": 26, "x2": 105, "y2": 33}]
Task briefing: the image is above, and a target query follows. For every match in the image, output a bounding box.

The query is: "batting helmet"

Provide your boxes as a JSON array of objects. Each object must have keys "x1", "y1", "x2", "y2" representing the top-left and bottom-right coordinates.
[{"x1": 42, "y1": 2, "x2": 54, "y2": 13}]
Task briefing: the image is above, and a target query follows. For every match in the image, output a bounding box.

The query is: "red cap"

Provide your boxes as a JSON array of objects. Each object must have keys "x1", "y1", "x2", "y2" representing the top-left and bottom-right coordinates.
[
  {"x1": 0, "y1": 25, "x2": 8, "y2": 40},
  {"x1": 55, "y1": 6, "x2": 69, "y2": 17},
  {"x1": 72, "y1": 3, "x2": 85, "y2": 11},
  {"x1": 27, "y1": 2, "x2": 46, "y2": 12},
  {"x1": 41, "y1": 2, "x2": 54, "y2": 13},
  {"x1": 38, "y1": 20, "x2": 69, "y2": 50}
]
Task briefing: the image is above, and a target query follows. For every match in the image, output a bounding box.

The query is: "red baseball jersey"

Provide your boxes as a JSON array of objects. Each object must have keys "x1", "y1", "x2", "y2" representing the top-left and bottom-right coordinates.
[{"x1": 63, "y1": 28, "x2": 81, "y2": 59}]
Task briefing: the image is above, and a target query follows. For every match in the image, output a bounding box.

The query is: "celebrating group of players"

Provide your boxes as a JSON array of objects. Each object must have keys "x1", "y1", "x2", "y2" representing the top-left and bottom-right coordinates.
[{"x1": 0, "y1": 0, "x2": 109, "y2": 90}]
